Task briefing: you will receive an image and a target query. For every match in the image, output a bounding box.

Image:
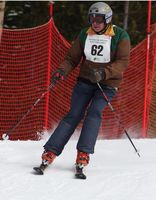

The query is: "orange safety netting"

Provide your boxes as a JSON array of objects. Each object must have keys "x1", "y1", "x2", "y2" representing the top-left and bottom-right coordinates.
[{"x1": 0, "y1": 19, "x2": 156, "y2": 140}]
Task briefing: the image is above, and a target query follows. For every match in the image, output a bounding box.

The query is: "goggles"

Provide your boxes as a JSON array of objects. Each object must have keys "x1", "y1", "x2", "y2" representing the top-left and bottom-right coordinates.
[{"x1": 89, "y1": 14, "x2": 105, "y2": 24}]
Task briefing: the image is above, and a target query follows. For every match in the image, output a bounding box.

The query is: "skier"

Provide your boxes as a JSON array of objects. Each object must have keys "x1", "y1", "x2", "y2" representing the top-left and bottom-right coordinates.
[{"x1": 34, "y1": 2, "x2": 131, "y2": 178}]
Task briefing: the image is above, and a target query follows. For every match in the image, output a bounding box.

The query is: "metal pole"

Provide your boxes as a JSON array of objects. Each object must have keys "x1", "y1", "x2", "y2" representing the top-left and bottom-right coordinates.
[
  {"x1": 97, "y1": 83, "x2": 140, "y2": 157},
  {"x1": 2, "y1": 83, "x2": 54, "y2": 140}
]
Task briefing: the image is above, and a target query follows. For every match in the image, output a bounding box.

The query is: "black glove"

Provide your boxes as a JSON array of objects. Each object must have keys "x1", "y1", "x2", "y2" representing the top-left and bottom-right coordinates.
[
  {"x1": 51, "y1": 68, "x2": 65, "y2": 85},
  {"x1": 89, "y1": 68, "x2": 106, "y2": 83}
]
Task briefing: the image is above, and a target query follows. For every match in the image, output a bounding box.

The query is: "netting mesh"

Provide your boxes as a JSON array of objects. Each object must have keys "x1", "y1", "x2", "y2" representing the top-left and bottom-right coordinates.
[
  {"x1": 0, "y1": 19, "x2": 156, "y2": 140},
  {"x1": 0, "y1": 22, "x2": 50, "y2": 140}
]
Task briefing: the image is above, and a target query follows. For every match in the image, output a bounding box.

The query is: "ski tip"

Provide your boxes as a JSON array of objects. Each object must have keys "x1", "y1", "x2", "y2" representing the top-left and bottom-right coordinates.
[
  {"x1": 75, "y1": 173, "x2": 87, "y2": 180},
  {"x1": 33, "y1": 167, "x2": 44, "y2": 175}
]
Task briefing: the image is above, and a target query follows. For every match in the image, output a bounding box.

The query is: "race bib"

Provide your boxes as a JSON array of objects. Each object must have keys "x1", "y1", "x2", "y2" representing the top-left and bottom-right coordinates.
[{"x1": 84, "y1": 34, "x2": 111, "y2": 63}]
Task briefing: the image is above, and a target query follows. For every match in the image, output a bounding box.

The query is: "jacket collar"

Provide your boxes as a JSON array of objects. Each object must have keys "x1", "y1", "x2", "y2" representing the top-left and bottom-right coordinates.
[{"x1": 87, "y1": 25, "x2": 115, "y2": 36}]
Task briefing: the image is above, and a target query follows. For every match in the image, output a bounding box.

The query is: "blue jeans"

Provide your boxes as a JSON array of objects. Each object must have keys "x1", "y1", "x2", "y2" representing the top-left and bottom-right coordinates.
[{"x1": 44, "y1": 80, "x2": 117, "y2": 155}]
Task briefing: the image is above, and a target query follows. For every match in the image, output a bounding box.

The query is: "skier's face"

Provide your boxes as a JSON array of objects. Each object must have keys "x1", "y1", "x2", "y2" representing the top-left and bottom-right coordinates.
[{"x1": 89, "y1": 14, "x2": 106, "y2": 32}]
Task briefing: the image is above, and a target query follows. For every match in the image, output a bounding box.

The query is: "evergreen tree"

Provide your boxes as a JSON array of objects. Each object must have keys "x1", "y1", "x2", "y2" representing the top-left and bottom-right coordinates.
[{"x1": 3, "y1": 1, "x2": 156, "y2": 46}]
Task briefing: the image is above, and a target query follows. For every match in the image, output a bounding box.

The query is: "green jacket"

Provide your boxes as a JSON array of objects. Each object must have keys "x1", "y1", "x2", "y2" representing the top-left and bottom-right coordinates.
[{"x1": 60, "y1": 25, "x2": 131, "y2": 87}]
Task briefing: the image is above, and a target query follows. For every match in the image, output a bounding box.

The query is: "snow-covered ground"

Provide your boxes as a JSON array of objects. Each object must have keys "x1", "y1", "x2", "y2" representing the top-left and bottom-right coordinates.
[{"x1": 1, "y1": 136, "x2": 156, "y2": 200}]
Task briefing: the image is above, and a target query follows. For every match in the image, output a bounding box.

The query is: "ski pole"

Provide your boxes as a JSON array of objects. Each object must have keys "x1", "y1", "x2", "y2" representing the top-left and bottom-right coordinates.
[
  {"x1": 97, "y1": 82, "x2": 140, "y2": 157},
  {"x1": 2, "y1": 83, "x2": 55, "y2": 140}
]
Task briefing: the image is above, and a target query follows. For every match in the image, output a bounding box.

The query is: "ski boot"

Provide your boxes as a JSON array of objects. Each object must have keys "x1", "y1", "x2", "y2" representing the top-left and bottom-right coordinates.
[
  {"x1": 75, "y1": 151, "x2": 90, "y2": 179},
  {"x1": 33, "y1": 151, "x2": 56, "y2": 175}
]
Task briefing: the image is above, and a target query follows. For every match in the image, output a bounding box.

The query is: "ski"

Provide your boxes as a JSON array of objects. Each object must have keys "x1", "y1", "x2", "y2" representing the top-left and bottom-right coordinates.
[
  {"x1": 33, "y1": 163, "x2": 87, "y2": 179},
  {"x1": 33, "y1": 163, "x2": 48, "y2": 175},
  {"x1": 75, "y1": 165, "x2": 86, "y2": 179}
]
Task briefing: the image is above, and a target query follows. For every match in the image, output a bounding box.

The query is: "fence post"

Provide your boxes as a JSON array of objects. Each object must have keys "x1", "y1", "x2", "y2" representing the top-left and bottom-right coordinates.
[
  {"x1": 142, "y1": 0, "x2": 151, "y2": 137},
  {"x1": 45, "y1": 1, "x2": 53, "y2": 130}
]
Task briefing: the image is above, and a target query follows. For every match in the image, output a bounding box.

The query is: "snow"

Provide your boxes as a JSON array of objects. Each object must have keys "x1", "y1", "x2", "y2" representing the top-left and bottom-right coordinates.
[{"x1": 1, "y1": 136, "x2": 156, "y2": 200}]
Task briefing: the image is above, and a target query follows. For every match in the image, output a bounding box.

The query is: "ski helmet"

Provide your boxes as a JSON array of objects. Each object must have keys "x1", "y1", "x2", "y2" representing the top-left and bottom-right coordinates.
[{"x1": 88, "y1": 2, "x2": 113, "y2": 24}]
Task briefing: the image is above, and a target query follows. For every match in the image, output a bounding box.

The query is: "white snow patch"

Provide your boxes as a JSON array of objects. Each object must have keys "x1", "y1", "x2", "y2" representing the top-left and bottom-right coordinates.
[{"x1": 0, "y1": 138, "x2": 156, "y2": 200}]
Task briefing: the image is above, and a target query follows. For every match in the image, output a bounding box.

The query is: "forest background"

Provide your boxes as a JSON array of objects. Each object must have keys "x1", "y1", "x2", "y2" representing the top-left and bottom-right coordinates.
[{"x1": 2, "y1": 1, "x2": 156, "y2": 47}]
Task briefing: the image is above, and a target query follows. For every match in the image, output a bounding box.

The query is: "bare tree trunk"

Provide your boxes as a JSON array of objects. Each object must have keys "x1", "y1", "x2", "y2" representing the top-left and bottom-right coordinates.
[
  {"x1": 0, "y1": 1, "x2": 5, "y2": 41},
  {"x1": 123, "y1": 1, "x2": 129, "y2": 30}
]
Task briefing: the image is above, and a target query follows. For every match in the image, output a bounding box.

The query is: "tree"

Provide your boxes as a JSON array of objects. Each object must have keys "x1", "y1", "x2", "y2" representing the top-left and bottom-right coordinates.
[
  {"x1": 0, "y1": 1, "x2": 5, "y2": 40},
  {"x1": 4, "y1": 1, "x2": 49, "y2": 29},
  {"x1": 123, "y1": 1, "x2": 129, "y2": 30},
  {"x1": 2, "y1": 1, "x2": 156, "y2": 46}
]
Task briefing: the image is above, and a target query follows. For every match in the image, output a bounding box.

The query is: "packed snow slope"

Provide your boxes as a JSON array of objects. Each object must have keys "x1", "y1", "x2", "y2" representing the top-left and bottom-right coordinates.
[{"x1": 0, "y1": 137, "x2": 156, "y2": 200}]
